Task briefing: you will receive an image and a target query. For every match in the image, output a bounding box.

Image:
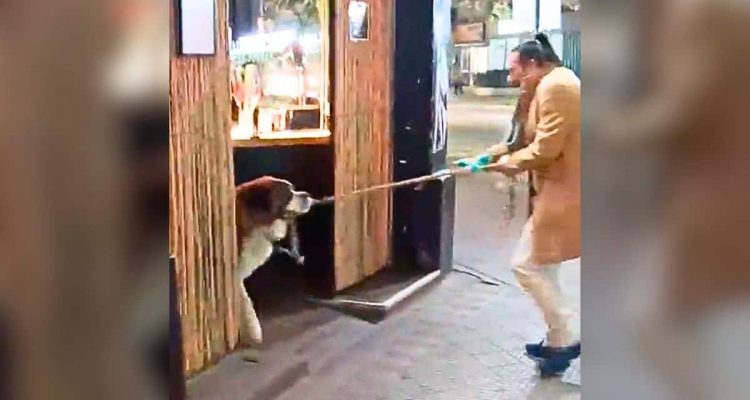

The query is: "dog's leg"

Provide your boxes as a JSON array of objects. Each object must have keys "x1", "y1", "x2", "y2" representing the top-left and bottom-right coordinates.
[{"x1": 238, "y1": 284, "x2": 263, "y2": 346}]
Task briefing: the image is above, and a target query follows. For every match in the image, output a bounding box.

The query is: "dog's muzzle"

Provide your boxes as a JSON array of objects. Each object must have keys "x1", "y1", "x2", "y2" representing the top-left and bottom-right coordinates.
[{"x1": 285, "y1": 190, "x2": 314, "y2": 218}]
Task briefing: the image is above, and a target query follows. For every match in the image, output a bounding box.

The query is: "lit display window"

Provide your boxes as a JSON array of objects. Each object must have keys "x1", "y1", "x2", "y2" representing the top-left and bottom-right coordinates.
[{"x1": 229, "y1": 0, "x2": 330, "y2": 142}]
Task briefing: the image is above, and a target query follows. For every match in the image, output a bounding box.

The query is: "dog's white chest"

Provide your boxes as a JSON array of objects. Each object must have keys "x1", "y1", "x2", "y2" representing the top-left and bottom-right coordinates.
[
  {"x1": 237, "y1": 232, "x2": 273, "y2": 279},
  {"x1": 237, "y1": 219, "x2": 288, "y2": 279}
]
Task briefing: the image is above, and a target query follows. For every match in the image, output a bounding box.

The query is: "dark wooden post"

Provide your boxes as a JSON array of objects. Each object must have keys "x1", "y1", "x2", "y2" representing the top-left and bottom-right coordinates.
[{"x1": 393, "y1": 0, "x2": 455, "y2": 274}]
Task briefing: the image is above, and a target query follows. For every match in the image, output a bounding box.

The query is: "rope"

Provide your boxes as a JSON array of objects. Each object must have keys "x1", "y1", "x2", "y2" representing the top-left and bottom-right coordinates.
[{"x1": 311, "y1": 162, "x2": 518, "y2": 207}]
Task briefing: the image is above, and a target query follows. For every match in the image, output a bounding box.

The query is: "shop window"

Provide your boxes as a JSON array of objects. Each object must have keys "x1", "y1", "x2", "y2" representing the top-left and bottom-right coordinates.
[{"x1": 229, "y1": 0, "x2": 331, "y2": 144}]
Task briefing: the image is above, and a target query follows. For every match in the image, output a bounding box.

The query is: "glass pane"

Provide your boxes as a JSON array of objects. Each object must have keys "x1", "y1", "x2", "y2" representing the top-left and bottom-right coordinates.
[{"x1": 228, "y1": 0, "x2": 330, "y2": 140}]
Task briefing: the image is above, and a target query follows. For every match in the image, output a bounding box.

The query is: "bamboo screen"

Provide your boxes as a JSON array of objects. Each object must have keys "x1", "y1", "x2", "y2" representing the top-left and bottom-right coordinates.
[
  {"x1": 333, "y1": 0, "x2": 394, "y2": 290},
  {"x1": 169, "y1": 0, "x2": 240, "y2": 375}
]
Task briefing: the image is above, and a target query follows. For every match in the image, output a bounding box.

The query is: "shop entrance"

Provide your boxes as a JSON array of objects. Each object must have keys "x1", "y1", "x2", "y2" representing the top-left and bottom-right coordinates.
[
  {"x1": 228, "y1": 0, "x2": 336, "y2": 346},
  {"x1": 227, "y1": 0, "x2": 440, "y2": 345}
]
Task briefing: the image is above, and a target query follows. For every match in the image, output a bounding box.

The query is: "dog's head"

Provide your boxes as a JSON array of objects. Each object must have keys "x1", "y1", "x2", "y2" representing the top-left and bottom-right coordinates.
[{"x1": 236, "y1": 177, "x2": 313, "y2": 241}]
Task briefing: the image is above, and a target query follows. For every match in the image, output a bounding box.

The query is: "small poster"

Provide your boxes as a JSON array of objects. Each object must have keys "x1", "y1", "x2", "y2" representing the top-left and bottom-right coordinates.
[{"x1": 348, "y1": 1, "x2": 369, "y2": 41}]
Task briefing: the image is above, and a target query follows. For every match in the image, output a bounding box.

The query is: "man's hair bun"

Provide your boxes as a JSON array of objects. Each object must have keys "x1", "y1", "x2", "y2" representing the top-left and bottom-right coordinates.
[{"x1": 535, "y1": 33, "x2": 553, "y2": 49}]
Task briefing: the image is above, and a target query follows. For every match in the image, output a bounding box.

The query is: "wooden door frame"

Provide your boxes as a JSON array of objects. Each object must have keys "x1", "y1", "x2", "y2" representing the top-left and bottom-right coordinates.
[{"x1": 332, "y1": 0, "x2": 395, "y2": 291}]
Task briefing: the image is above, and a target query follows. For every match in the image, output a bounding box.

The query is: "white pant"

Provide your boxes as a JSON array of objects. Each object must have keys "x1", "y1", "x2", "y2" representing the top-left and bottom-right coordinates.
[{"x1": 512, "y1": 220, "x2": 573, "y2": 348}]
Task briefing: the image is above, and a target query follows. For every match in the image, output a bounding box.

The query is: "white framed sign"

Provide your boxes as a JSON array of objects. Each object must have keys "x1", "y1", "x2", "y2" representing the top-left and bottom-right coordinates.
[{"x1": 175, "y1": 0, "x2": 217, "y2": 55}]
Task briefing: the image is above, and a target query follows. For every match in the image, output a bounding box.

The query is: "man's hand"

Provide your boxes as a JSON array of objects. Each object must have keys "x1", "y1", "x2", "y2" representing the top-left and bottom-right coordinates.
[{"x1": 488, "y1": 155, "x2": 522, "y2": 177}]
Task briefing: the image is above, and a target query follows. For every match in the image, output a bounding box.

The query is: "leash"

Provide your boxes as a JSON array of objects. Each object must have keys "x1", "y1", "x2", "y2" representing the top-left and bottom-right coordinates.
[
  {"x1": 310, "y1": 162, "x2": 517, "y2": 207},
  {"x1": 279, "y1": 162, "x2": 523, "y2": 265},
  {"x1": 280, "y1": 167, "x2": 493, "y2": 263}
]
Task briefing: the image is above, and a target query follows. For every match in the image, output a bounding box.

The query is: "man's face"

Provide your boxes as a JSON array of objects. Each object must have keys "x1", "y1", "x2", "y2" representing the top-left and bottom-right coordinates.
[{"x1": 507, "y1": 51, "x2": 525, "y2": 87}]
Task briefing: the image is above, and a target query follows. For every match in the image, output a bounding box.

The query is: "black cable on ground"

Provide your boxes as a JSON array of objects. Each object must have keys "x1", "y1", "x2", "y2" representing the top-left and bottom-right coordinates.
[{"x1": 452, "y1": 260, "x2": 518, "y2": 288}]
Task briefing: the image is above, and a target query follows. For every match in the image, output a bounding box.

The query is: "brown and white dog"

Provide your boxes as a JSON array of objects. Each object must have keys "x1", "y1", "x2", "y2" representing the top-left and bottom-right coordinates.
[{"x1": 235, "y1": 177, "x2": 313, "y2": 346}]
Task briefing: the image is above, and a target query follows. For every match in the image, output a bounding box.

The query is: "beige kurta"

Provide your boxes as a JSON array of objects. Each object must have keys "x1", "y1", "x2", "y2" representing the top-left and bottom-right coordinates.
[{"x1": 507, "y1": 67, "x2": 581, "y2": 266}]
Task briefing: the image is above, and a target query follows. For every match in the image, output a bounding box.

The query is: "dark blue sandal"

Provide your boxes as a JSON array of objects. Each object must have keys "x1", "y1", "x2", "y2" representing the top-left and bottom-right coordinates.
[
  {"x1": 526, "y1": 341, "x2": 580, "y2": 360},
  {"x1": 534, "y1": 343, "x2": 581, "y2": 378}
]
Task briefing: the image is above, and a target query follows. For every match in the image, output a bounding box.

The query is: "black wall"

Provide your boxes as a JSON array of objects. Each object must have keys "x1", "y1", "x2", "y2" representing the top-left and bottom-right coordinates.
[{"x1": 393, "y1": 0, "x2": 455, "y2": 273}]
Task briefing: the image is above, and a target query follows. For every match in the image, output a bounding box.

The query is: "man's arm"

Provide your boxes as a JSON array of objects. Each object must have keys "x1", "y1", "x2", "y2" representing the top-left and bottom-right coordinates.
[{"x1": 484, "y1": 143, "x2": 509, "y2": 161}]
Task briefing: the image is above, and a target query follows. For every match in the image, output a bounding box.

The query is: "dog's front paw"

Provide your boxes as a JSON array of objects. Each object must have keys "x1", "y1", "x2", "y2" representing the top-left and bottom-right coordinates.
[
  {"x1": 238, "y1": 325, "x2": 262, "y2": 364},
  {"x1": 249, "y1": 319, "x2": 263, "y2": 344},
  {"x1": 238, "y1": 336, "x2": 261, "y2": 351},
  {"x1": 239, "y1": 319, "x2": 263, "y2": 347}
]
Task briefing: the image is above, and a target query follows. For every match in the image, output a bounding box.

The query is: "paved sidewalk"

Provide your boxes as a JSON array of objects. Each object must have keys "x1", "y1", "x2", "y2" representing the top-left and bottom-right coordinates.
[
  {"x1": 462, "y1": 87, "x2": 521, "y2": 98},
  {"x1": 276, "y1": 272, "x2": 580, "y2": 400}
]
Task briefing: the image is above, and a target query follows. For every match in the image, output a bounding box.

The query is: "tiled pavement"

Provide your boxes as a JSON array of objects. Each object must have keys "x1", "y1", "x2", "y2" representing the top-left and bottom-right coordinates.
[{"x1": 275, "y1": 272, "x2": 580, "y2": 400}]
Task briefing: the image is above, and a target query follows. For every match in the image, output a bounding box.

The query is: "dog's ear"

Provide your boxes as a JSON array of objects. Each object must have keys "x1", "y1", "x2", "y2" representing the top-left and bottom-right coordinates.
[
  {"x1": 237, "y1": 181, "x2": 273, "y2": 226},
  {"x1": 266, "y1": 178, "x2": 294, "y2": 219}
]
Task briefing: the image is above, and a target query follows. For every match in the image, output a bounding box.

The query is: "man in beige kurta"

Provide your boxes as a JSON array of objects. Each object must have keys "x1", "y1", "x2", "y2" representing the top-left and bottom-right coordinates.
[{"x1": 494, "y1": 53, "x2": 581, "y2": 361}]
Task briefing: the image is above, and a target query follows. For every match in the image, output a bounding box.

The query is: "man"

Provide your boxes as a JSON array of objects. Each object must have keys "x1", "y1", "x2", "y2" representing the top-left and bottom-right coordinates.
[
  {"x1": 458, "y1": 34, "x2": 581, "y2": 376},
  {"x1": 498, "y1": 34, "x2": 581, "y2": 376},
  {"x1": 451, "y1": 61, "x2": 465, "y2": 96}
]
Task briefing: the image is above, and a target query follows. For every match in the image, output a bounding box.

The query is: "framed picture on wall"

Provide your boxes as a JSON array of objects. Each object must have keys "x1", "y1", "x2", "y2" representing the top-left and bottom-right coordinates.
[
  {"x1": 175, "y1": 0, "x2": 217, "y2": 55},
  {"x1": 348, "y1": 1, "x2": 369, "y2": 41}
]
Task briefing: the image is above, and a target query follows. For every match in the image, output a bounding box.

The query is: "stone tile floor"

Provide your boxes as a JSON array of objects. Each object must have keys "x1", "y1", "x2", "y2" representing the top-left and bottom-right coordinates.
[{"x1": 275, "y1": 267, "x2": 581, "y2": 400}]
